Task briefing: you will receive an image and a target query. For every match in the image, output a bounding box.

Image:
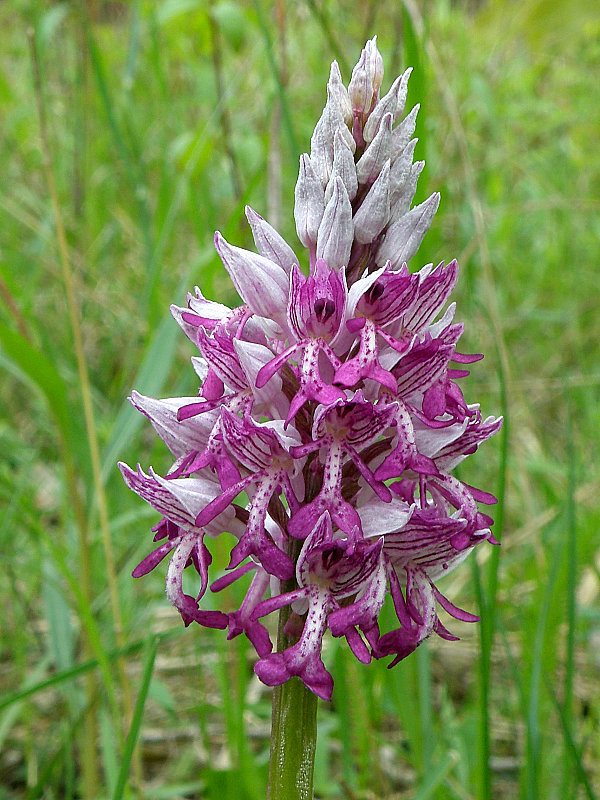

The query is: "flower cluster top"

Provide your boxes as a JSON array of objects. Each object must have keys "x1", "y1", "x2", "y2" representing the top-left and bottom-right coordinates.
[{"x1": 120, "y1": 38, "x2": 502, "y2": 701}]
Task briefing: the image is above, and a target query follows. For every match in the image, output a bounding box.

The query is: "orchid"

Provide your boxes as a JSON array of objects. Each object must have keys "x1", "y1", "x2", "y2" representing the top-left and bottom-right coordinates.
[{"x1": 120, "y1": 37, "x2": 501, "y2": 704}]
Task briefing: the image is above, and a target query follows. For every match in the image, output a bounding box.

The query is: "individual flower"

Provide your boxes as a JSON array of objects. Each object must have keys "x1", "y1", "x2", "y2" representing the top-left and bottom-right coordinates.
[
  {"x1": 252, "y1": 512, "x2": 387, "y2": 700},
  {"x1": 120, "y1": 36, "x2": 501, "y2": 700}
]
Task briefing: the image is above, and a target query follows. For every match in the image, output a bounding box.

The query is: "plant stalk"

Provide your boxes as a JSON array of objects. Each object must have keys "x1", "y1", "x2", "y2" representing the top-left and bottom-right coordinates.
[
  {"x1": 267, "y1": 675, "x2": 318, "y2": 800},
  {"x1": 267, "y1": 559, "x2": 318, "y2": 800}
]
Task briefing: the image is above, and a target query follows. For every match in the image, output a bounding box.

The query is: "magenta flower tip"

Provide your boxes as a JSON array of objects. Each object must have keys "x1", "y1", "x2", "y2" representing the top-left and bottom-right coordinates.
[{"x1": 121, "y1": 40, "x2": 501, "y2": 700}]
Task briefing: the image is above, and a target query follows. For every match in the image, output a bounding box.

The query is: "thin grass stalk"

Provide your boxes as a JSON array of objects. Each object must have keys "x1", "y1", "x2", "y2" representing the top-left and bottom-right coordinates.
[
  {"x1": 545, "y1": 676, "x2": 597, "y2": 800},
  {"x1": 73, "y1": 5, "x2": 87, "y2": 221},
  {"x1": 208, "y1": 0, "x2": 243, "y2": 200},
  {"x1": 401, "y1": 1, "x2": 426, "y2": 191},
  {"x1": 77, "y1": 2, "x2": 153, "y2": 259},
  {"x1": 267, "y1": 0, "x2": 287, "y2": 232},
  {"x1": 470, "y1": 340, "x2": 509, "y2": 800},
  {"x1": 43, "y1": 0, "x2": 136, "y2": 710},
  {"x1": 470, "y1": 557, "x2": 491, "y2": 800},
  {"x1": 486, "y1": 342, "x2": 508, "y2": 612},
  {"x1": 67, "y1": 16, "x2": 138, "y2": 762},
  {"x1": 112, "y1": 636, "x2": 158, "y2": 800},
  {"x1": 70, "y1": 17, "x2": 141, "y2": 778},
  {"x1": 77, "y1": 2, "x2": 157, "y2": 326},
  {"x1": 563, "y1": 394, "x2": 577, "y2": 798},
  {"x1": 29, "y1": 24, "x2": 140, "y2": 790},
  {"x1": 251, "y1": 0, "x2": 298, "y2": 158},
  {"x1": 526, "y1": 518, "x2": 566, "y2": 800},
  {"x1": 401, "y1": 5, "x2": 512, "y2": 794},
  {"x1": 304, "y1": 0, "x2": 350, "y2": 75},
  {"x1": 0, "y1": 273, "x2": 32, "y2": 342},
  {"x1": 29, "y1": 30, "x2": 99, "y2": 795}
]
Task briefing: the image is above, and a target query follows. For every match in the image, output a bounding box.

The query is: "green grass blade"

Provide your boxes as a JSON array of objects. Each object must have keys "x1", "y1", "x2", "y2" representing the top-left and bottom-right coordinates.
[
  {"x1": 331, "y1": 644, "x2": 356, "y2": 789},
  {"x1": 545, "y1": 676, "x2": 597, "y2": 800},
  {"x1": 0, "y1": 323, "x2": 87, "y2": 475},
  {"x1": 470, "y1": 331, "x2": 510, "y2": 800},
  {"x1": 526, "y1": 520, "x2": 566, "y2": 800},
  {"x1": 402, "y1": 1, "x2": 427, "y2": 202},
  {"x1": 100, "y1": 706, "x2": 121, "y2": 799},
  {"x1": 43, "y1": 558, "x2": 75, "y2": 674},
  {"x1": 81, "y1": 5, "x2": 154, "y2": 263},
  {"x1": 414, "y1": 750, "x2": 459, "y2": 800},
  {"x1": 145, "y1": 782, "x2": 205, "y2": 799},
  {"x1": 112, "y1": 635, "x2": 159, "y2": 800},
  {"x1": 0, "y1": 629, "x2": 182, "y2": 713},
  {"x1": 0, "y1": 655, "x2": 51, "y2": 751},
  {"x1": 416, "y1": 643, "x2": 434, "y2": 771},
  {"x1": 470, "y1": 556, "x2": 492, "y2": 800}
]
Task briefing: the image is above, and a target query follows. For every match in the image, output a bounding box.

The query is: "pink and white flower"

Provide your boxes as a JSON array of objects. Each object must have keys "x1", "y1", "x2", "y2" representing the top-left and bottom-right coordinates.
[{"x1": 120, "y1": 37, "x2": 501, "y2": 700}]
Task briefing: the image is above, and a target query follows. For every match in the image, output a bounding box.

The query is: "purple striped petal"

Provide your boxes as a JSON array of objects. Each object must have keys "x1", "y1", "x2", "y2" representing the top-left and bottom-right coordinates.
[
  {"x1": 130, "y1": 392, "x2": 218, "y2": 458},
  {"x1": 214, "y1": 232, "x2": 289, "y2": 323}
]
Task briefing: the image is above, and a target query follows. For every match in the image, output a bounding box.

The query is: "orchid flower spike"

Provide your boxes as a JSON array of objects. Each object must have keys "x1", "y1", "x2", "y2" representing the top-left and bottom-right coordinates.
[{"x1": 120, "y1": 39, "x2": 501, "y2": 700}]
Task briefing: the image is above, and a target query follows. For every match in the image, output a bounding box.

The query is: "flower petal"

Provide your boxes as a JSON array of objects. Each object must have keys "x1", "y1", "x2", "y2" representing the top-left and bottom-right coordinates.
[
  {"x1": 214, "y1": 232, "x2": 289, "y2": 322},
  {"x1": 245, "y1": 206, "x2": 298, "y2": 274}
]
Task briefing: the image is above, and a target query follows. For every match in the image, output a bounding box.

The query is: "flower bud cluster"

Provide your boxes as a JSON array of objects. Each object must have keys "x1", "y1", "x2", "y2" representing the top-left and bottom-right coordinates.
[{"x1": 120, "y1": 38, "x2": 501, "y2": 700}]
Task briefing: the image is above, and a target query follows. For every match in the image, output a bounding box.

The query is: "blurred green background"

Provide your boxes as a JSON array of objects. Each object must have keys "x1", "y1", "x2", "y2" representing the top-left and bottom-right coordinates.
[{"x1": 1, "y1": 1, "x2": 599, "y2": 798}]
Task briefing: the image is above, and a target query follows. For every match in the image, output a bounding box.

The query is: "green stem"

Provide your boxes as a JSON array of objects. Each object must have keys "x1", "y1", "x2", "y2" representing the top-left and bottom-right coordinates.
[
  {"x1": 268, "y1": 674, "x2": 318, "y2": 800},
  {"x1": 267, "y1": 546, "x2": 318, "y2": 800}
]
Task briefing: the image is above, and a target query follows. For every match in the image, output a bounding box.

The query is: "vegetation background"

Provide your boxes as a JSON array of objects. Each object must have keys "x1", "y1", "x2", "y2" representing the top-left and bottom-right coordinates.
[{"x1": 1, "y1": 0, "x2": 598, "y2": 798}]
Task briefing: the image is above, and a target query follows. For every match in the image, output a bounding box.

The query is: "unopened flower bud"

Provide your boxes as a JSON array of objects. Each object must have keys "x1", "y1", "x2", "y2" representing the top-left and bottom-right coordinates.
[
  {"x1": 325, "y1": 129, "x2": 358, "y2": 204},
  {"x1": 348, "y1": 37, "x2": 384, "y2": 117},
  {"x1": 376, "y1": 191, "x2": 440, "y2": 269},
  {"x1": 356, "y1": 112, "x2": 392, "y2": 185},
  {"x1": 327, "y1": 60, "x2": 353, "y2": 127},
  {"x1": 390, "y1": 159, "x2": 424, "y2": 219},
  {"x1": 391, "y1": 103, "x2": 420, "y2": 159},
  {"x1": 353, "y1": 159, "x2": 391, "y2": 244},
  {"x1": 311, "y1": 89, "x2": 356, "y2": 187},
  {"x1": 389, "y1": 139, "x2": 418, "y2": 204},
  {"x1": 294, "y1": 154, "x2": 325, "y2": 248},
  {"x1": 363, "y1": 68, "x2": 412, "y2": 143},
  {"x1": 316, "y1": 177, "x2": 353, "y2": 269}
]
